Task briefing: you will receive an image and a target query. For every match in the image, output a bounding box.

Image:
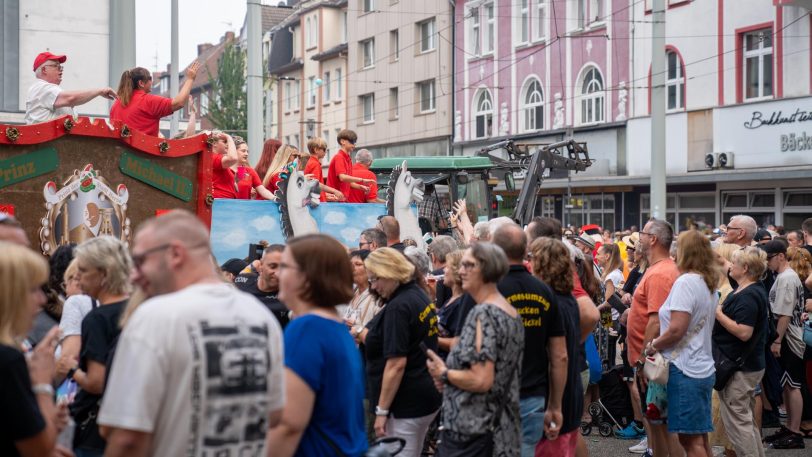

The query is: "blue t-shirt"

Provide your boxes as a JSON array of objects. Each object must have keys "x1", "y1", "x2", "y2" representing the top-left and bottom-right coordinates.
[{"x1": 285, "y1": 314, "x2": 368, "y2": 457}]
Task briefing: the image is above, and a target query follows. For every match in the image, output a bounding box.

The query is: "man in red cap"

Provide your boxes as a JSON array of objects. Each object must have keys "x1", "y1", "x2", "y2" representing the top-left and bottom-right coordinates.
[{"x1": 25, "y1": 51, "x2": 116, "y2": 124}]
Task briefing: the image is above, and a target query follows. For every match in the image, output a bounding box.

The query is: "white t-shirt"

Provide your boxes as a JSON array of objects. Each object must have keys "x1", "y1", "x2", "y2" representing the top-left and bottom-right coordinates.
[
  {"x1": 658, "y1": 273, "x2": 717, "y2": 378},
  {"x1": 98, "y1": 283, "x2": 285, "y2": 456},
  {"x1": 25, "y1": 79, "x2": 75, "y2": 124},
  {"x1": 770, "y1": 268, "x2": 806, "y2": 358},
  {"x1": 605, "y1": 269, "x2": 624, "y2": 321},
  {"x1": 58, "y1": 295, "x2": 94, "y2": 338}
]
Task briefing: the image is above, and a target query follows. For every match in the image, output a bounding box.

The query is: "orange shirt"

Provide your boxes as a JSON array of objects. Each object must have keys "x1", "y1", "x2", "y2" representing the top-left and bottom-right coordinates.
[{"x1": 626, "y1": 258, "x2": 680, "y2": 364}]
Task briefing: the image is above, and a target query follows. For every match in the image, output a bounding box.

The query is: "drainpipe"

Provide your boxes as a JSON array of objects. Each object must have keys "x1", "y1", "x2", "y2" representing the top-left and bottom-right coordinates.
[{"x1": 448, "y1": 0, "x2": 456, "y2": 156}]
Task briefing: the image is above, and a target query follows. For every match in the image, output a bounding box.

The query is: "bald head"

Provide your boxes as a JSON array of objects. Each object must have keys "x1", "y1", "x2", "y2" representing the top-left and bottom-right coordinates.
[
  {"x1": 0, "y1": 214, "x2": 30, "y2": 247},
  {"x1": 137, "y1": 210, "x2": 210, "y2": 253},
  {"x1": 379, "y1": 216, "x2": 400, "y2": 244},
  {"x1": 492, "y1": 223, "x2": 526, "y2": 263}
]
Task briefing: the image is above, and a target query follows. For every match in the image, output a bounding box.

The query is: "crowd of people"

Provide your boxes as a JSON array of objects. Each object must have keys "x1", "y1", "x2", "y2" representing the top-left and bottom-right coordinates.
[{"x1": 4, "y1": 205, "x2": 812, "y2": 457}]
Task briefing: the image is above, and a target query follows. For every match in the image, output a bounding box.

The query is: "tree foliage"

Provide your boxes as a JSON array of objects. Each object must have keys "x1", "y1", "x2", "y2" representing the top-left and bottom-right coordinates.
[{"x1": 206, "y1": 41, "x2": 247, "y2": 132}]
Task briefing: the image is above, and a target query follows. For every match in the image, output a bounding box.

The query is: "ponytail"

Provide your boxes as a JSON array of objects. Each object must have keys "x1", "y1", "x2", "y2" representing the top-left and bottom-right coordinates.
[{"x1": 116, "y1": 67, "x2": 152, "y2": 107}]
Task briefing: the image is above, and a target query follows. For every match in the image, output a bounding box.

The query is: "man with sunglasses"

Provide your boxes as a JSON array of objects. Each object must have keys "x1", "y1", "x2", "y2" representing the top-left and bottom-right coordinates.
[
  {"x1": 25, "y1": 51, "x2": 116, "y2": 124},
  {"x1": 327, "y1": 129, "x2": 376, "y2": 198}
]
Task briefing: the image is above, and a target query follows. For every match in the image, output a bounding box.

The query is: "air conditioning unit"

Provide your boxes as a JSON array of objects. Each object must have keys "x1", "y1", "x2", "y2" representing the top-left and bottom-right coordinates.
[{"x1": 704, "y1": 152, "x2": 734, "y2": 169}]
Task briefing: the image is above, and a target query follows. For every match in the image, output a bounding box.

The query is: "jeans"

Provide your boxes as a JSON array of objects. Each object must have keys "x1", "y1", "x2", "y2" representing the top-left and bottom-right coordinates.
[{"x1": 520, "y1": 396, "x2": 546, "y2": 457}]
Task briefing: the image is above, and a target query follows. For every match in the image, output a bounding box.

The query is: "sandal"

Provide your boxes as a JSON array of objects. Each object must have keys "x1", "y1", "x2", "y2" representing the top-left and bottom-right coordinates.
[{"x1": 800, "y1": 427, "x2": 812, "y2": 439}]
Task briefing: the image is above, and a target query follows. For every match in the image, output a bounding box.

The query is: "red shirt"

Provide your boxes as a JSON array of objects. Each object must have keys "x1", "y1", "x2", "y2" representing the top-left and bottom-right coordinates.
[
  {"x1": 212, "y1": 154, "x2": 238, "y2": 199},
  {"x1": 235, "y1": 166, "x2": 262, "y2": 200},
  {"x1": 347, "y1": 163, "x2": 378, "y2": 203},
  {"x1": 327, "y1": 149, "x2": 352, "y2": 197},
  {"x1": 304, "y1": 156, "x2": 326, "y2": 201},
  {"x1": 109, "y1": 90, "x2": 173, "y2": 137}
]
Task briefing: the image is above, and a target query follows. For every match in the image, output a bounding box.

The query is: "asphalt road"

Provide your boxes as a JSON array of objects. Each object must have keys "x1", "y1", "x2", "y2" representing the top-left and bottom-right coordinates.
[{"x1": 584, "y1": 427, "x2": 808, "y2": 456}]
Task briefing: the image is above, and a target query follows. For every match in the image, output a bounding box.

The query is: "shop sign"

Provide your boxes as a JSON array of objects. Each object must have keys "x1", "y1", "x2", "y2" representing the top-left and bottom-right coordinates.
[
  {"x1": 119, "y1": 152, "x2": 193, "y2": 202},
  {"x1": 0, "y1": 147, "x2": 59, "y2": 189}
]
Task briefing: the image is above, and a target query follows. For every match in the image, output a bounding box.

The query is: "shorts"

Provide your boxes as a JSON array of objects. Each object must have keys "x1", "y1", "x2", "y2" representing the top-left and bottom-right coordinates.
[
  {"x1": 535, "y1": 429, "x2": 578, "y2": 457},
  {"x1": 580, "y1": 369, "x2": 589, "y2": 393},
  {"x1": 779, "y1": 339, "x2": 806, "y2": 390},
  {"x1": 666, "y1": 364, "x2": 714, "y2": 434}
]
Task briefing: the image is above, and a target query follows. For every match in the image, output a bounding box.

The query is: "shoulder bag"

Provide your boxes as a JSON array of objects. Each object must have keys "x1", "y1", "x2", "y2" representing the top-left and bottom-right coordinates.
[{"x1": 643, "y1": 317, "x2": 706, "y2": 384}]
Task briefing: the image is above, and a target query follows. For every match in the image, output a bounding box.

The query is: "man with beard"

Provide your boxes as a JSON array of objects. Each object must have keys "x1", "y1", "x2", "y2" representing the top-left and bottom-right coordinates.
[
  {"x1": 98, "y1": 210, "x2": 284, "y2": 456},
  {"x1": 235, "y1": 244, "x2": 289, "y2": 328}
]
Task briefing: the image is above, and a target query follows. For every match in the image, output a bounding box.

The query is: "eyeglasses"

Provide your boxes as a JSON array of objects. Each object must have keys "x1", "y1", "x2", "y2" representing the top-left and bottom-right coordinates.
[
  {"x1": 368, "y1": 276, "x2": 380, "y2": 285},
  {"x1": 132, "y1": 244, "x2": 171, "y2": 269},
  {"x1": 43, "y1": 64, "x2": 64, "y2": 71},
  {"x1": 639, "y1": 231, "x2": 655, "y2": 238},
  {"x1": 359, "y1": 241, "x2": 371, "y2": 249},
  {"x1": 459, "y1": 261, "x2": 478, "y2": 270},
  {"x1": 726, "y1": 227, "x2": 743, "y2": 233}
]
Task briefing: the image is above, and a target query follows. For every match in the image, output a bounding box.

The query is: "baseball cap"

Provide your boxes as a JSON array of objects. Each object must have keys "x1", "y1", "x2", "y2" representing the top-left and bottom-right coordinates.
[
  {"x1": 33, "y1": 52, "x2": 66, "y2": 71},
  {"x1": 761, "y1": 240, "x2": 786, "y2": 257},
  {"x1": 220, "y1": 258, "x2": 248, "y2": 277}
]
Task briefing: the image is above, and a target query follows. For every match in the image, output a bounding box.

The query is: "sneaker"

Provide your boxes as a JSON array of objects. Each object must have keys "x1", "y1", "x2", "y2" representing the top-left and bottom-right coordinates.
[
  {"x1": 763, "y1": 426, "x2": 792, "y2": 443},
  {"x1": 642, "y1": 449, "x2": 654, "y2": 457},
  {"x1": 629, "y1": 437, "x2": 648, "y2": 454},
  {"x1": 770, "y1": 432, "x2": 805, "y2": 449},
  {"x1": 777, "y1": 406, "x2": 788, "y2": 419},
  {"x1": 615, "y1": 423, "x2": 645, "y2": 439}
]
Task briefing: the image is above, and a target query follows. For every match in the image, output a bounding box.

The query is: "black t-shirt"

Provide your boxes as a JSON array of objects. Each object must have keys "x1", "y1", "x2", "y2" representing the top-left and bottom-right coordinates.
[
  {"x1": 712, "y1": 283, "x2": 768, "y2": 372},
  {"x1": 0, "y1": 344, "x2": 46, "y2": 457},
  {"x1": 71, "y1": 299, "x2": 126, "y2": 451},
  {"x1": 623, "y1": 267, "x2": 644, "y2": 295},
  {"x1": 433, "y1": 267, "x2": 451, "y2": 307},
  {"x1": 364, "y1": 281, "x2": 441, "y2": 418},
  {"x1": 804, "y1": 244, "x2": 812, "y2": 258},
  {"x1": 498, "y1": 265, "x2": 565, "y2": 398},
  {"x1": 446, "y1": 293, "x2": 477, "y2": 337},
  {"x1": 235, "y1": 273, "x2": 289, "y2": 328},
  {"x1": 555, "y1": 293, "x2": 584, "y2": 434}
]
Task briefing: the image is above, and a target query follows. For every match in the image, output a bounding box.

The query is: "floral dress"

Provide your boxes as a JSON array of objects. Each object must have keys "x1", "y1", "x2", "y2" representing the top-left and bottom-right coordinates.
[{"x1": 441, "y1": 304, "x2": 524, "y2": 457}]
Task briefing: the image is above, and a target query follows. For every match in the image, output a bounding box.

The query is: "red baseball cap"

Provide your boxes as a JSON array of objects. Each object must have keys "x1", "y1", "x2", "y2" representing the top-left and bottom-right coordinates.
[{"x1": 33, "y1": 52, "x2": 67, "y2": 71}]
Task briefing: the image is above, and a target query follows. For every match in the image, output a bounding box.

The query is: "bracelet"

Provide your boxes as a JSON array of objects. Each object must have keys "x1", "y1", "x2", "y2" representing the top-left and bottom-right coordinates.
[
  {"x1": 374, "y1": 406, "x2": 390, "y2": 417},
  {"x1": 32, "y1": 383, "x2": 55, "y2": 397}
]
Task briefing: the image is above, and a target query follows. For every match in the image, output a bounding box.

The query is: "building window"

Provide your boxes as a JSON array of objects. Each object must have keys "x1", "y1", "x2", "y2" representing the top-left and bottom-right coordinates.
[
  {"x1": 517, "y1": 0, "x2": 529, "y2": 45},
  {"x1": 419, "y1": 18, "x2": 436, "y2": 53},
  {"x1": 361, "y1": 93, "x2": 375, "y2": 123},
  {"x1": 363, "y1": 0, "x2": 374, "y2": 13},
  {"x1": 534, "y1": 1, "x2": 547, "y2": 41},
  {"x1": 743, "y1": 28, "x2": 773, "y2": 100},
  {"x1": 666, "y1": 50, "x2": 685, "y2": 110},
  {"x1": 521, "y1": 78, "x2": 544, "y2": 132},
  {"x1": 305, "y1": 18, "x2": 311, "y2": 46},
  {"x1": 361, "y1": 38, "x2": 375, "y2": 69},
  {"x1": 293, "y1": 80, "x2": 301, "y2": 110},
  {"x1": 200, "y1": 92, "x2": 209, "y2": 115},
  {"x1": 577, "y1": 0, "x2": 604, "y2": 29},
  {"x1": 293, "y1": 134, "x2": 300, "y2": 149},
  {"x1": 390, "y1": 29, "x2": 399, "y2": 61},
  {"x1": 578, "y1": 66, "x2": 604, "y2": 125},
  {"x1": 313, "y1": 15, "x2": 318, "y2": 46},
  {"x1": 390, "y1": 87, "x2": 399, "y2": 120},
  {"x1": 341, "y1": 12, "x2": 348, "y2": 43},
  {"x1": 474, "y1": 89, "x2": 494, "y2": 139},
  {"x1": 323, "y1": 71, "x2": 331, "y2": 102},
  {"x1": 336, "y1": 69, "x2": 342, "y2": 99},
  {"x1": 285, "y1": 82, "x2": 292, "y2": 111},
  {"x1": 485, "y1": 3, "x2": 495, "y2": 53},
  {"x1": 307, "y1": 76, "x2": 316, "y2": 108},
  {"x1": 418, "y1": 79, "x2": 435, "y2": 113},
  {"x1": 469, "y1": 7, "x2": 481, "y2": 56}
]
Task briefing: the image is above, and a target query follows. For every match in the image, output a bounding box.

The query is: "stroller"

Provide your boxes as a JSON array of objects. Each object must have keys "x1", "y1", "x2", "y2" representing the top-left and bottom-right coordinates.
[{"x1": 580, "y1": 364, "x2": 635, "y2": 437}]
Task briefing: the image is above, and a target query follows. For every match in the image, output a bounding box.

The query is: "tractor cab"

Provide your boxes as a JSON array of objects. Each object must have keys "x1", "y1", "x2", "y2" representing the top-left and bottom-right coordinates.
[{"x1": 369, "y1": 156, "x2": 496, "y2": 229}]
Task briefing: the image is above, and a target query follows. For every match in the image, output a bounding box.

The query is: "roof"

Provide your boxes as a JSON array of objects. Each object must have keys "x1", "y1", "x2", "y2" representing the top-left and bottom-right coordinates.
[
  {"x1": 262, "y1": 5, "x2": 294, "y2": 32},
  {"x1": 276, "y1": 0, "x2": 347, "y2": 29},
  {"x1": 311, "y1": 43, "x2": 348, "y2": 61},
  {"x1": 370, "y1": 156, "x2": 494, "y2": 172}
]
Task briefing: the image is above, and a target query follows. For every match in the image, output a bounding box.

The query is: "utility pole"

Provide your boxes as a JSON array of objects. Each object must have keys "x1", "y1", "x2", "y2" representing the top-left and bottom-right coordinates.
[
  {"x1": 247, "y1": 0, "x2": 263, "y2": 165},
  {"x1": 650, "y1": 0, "x2": 666, "y2": 220},
  {"x1": 169, "y1": 0, "x2": 179, "y2": 137},
  {"x1": 109, "y1": 0, "x2": 135, "y2": 102}
]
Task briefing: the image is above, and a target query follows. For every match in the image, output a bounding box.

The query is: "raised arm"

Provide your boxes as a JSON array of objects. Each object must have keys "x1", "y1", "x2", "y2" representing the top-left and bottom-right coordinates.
[{"x1": 171, "y1": 61, "x2": 200, "y2": 111}]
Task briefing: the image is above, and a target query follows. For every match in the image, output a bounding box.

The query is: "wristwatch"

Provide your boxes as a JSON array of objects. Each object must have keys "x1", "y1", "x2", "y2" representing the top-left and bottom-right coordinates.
[
  {"x1": 66, "y1": 367, "x2": 77, "y2": 380},
  {"x1": 375, "y1": 406, "x2": 390, "y2": 417},
  {"x1": 440, "y1": 369, "x2": 449, "y2": 385},
  {"x1": 32, "y1": 383, "x2": 55, "y2": 397}
]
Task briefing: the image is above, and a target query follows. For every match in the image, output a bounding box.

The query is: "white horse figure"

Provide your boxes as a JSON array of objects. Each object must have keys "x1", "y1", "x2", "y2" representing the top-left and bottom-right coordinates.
[
  {"x1": 386, "y1": 160, "x2": 425, "y2": 249},
  {"x1": 276, "y1": 168, "x2": 320, "y2": 239}
]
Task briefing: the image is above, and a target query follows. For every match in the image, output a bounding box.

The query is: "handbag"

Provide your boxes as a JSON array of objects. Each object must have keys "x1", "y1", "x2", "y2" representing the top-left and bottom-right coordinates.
[
  {"x1": 643, "y1": 317, "x2": 706, "y2": 384},
  {"x1": 803, "y1": 319, "x2": 812, "y2": 348},
  {"x1": 437, "y1": 356, "x2": 520, "y2": 457}
]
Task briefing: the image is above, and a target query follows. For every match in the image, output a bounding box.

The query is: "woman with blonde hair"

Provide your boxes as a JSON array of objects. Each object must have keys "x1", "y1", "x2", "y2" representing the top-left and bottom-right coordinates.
[
  {"x1": 68, "y1": 236, "x2": 132, "y2": 456},
  {"x1": 0, "y1": 241, "x2": 64, "y2": 456},
  {"x1": 645, "y1": 230, "x2": 722, "y2": 457},
  {"x1": 261, "y1": 144, "x2": 303, "y2": 196},
  {"x1": 712, "y1": 246, "x2": 769, "y2": 457},
  {"x1": 360, "y1": 247, "x2": 441, "y2": 457}
]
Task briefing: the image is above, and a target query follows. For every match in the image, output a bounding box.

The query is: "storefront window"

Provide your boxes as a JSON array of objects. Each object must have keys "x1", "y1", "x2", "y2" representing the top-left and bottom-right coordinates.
[
  {"x1": 563, "y1": 193, "x2": 615, "y2": 229},
  {"x1": 642, "y1": 192, "x2": 714, "y2": 231},
  {"x1": 783, "y1": 190, "x2": 812, "y2": 230}
]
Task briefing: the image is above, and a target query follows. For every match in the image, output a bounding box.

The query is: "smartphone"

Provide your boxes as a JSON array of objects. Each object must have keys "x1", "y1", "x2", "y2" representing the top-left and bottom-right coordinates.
[{"x1": 418, "y1": 342, "x2": 430, "y2": 355}]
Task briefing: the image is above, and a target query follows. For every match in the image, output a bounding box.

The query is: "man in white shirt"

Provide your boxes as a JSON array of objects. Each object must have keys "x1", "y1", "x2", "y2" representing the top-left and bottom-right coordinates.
[
  {"x1": 25, "y1": 51, "x2": 116, "y2": 124},
  {"x1": 98, "y1": 210, "x2": 284, "y2": 456}
]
